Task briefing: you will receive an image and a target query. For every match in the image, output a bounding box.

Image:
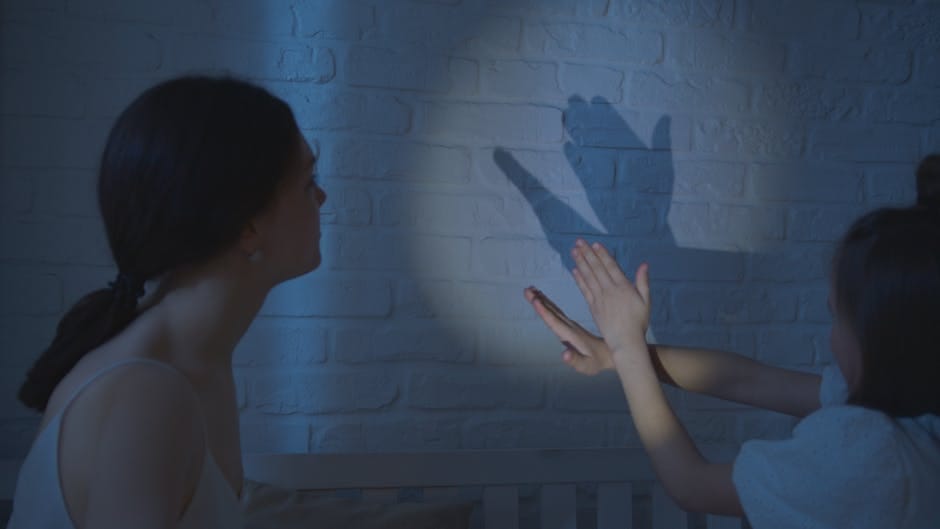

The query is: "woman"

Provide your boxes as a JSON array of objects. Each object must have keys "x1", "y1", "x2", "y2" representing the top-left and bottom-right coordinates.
[{"x1": 10, "y1": 76, "x2": 326, "y2": 528}]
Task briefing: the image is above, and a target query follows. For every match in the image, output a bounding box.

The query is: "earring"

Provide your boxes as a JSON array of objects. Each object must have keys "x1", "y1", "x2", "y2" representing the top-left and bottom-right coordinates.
[{"x1": 249, "y1": 249, "x2": 263, "y2": 263}]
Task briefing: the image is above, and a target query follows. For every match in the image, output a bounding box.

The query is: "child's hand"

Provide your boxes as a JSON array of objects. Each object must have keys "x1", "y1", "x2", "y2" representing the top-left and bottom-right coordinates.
[
  {"x1": 571, "y1": 239, "x2": 650, "y2": 360},
  {"x1": 523, "y1": 286, "x2": 614, "y2": 375}
]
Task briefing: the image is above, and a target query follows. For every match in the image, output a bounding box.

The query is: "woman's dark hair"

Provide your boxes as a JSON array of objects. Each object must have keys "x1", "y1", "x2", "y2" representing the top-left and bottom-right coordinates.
[
  {"x1": 19, "y1": 76, "x2": 301, "y2": 411},
  {"x1": 832, "y1": 154, "x2": 940, "y2": 417}
]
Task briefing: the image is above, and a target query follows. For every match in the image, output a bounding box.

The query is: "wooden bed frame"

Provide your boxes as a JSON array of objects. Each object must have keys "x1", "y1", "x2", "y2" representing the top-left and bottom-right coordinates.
[{"x1": 244, "y1": 446, "x2": 747, "y2": 529}]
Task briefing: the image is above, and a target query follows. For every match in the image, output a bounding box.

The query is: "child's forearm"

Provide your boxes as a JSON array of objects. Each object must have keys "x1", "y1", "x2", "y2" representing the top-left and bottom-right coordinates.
[
  {"x1": 613, "y1": 348, "x2": 744, "y2": 516},
  {"x1": 648, "y1": 344, "x2": 821, "y2": 417}
]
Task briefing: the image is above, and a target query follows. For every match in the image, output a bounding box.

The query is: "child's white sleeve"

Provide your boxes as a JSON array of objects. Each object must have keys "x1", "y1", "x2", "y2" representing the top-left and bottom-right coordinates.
[{"x1": 732, "y1": 405, "x2": 907, "y2": 529}]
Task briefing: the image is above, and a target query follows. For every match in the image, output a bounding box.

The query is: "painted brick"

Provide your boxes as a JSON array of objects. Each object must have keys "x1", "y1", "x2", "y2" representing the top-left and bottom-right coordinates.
[
  {"x1": 669, "y1": 160, "x2": 747, "y2": 199},
  {"x1": 487, "y1": 0, "x2": 580, "y2": 17},
  {"x1": 0, "y1": 218, "x2": 111, "y2": 265},
  {"x1": 565, "y1": 103, "x2": 691, "y2": 151},
  {"x1": 551, "y1": 371, "x2": 627, "y2": 412},
  {"x1": 422, "y1": 102, "x2": 562, "y2": 144},
  {"x1": 333, "y1": 324, "x2": 473, "y2": 363},
  {"x1": 807, "y1": 123, "x2": 921, "y2": 163},
  {"x1": 478, "y1": 237, "x2": 570, "y2": 279},
  {"x1": 407, "y1": 370, "x2": 543, "y2": 409},
  {"x1": 559, "y1": 63, "x2": 624, "y2": 103},
  {"x1": 917, "y1": 47, "x2": 940, "y2": 87},
  {"x1": 537, "y1": 195, "x2": 658, "y2": 237},
  {"x1": 0, "y1": 173, "x2": 33, "y2": 215},
  {"x1": 0, "y1": 316, "x2": 58, "y2": 368},
  {"x1": 0, "y1": 71, "x2": 84, "y2": 118},
  {"x1": 0, "y1": 368, "x2": 32, "y2": 419},
  {"x1": 293, "y1": 0, "x2": 374, "y2": 40},
  {"x1": 668, "y1": 202, "x2": 785, "y2": 247},
  {"x1": 524, "y1": 22, "x2": 663, "y2": 65},
  {"x1": 463, "y1": 415, "x2": 606, "y2": 449},
  {"x1": 482, "y1": 59, "x2": 560, "y2": 100},
  {"x1": 0, "y1": 117, "x2": 111, "y2": 169},
  {"x1": 0, "y1": 268, "x2": 62, "y2": 316},
  {"x1": 476, "y1": 321, "x2": 575, "y2": 366},
  {"x1": 744, "y1": 0, "x2": 859, "y2": 40},
  {"x1": 755, "y1": 80, "x2": 865, "y2": 121},
  {"x1": 749, "y1": 162, "x2": 863, "y2": 203},
  {"x1": 260, "y1": 274, "x2": 392, "y2": 318},
  {"x1": 347, "y1": 46, "x2": 451, "y2": 92},
  {"x1": 452, "y1": 16, "x2": 522, "y2": 55},
  {"x1": 445, "y1": 281, "x2": 550, "y2": 321},
  {"x1": 688, "y1": 0, "x2": 735, "y2": 28},
  {"x1": 798, "y1": 287, "x2": 831, "y2": 324},
  {"x1": 250, "y1": 371, "x2": 398, "y2": 414},
  {"x1": 0, "y1": 0, "x2": 62, "y2": 21},
  {"x1": 756, "y1": 328, "x2": 821, "y2": 366},
  {"x1": 0, "y1": 417, "x2": 40, "y2": 458},
  {"x1": 378, "y1": 191, "x2": 505, "y2": 234},
  {"x1": 693, "y1": 118, "x2": 805, "y2": 160},
  {"x1": 375, "y1": 4, "x2": 475, "y2": 47},
  {"x1": 671, "y1": 286, "x2": 798, "y2": 324},
  {"x1": 64, "y1": 0, "x2": 209, "y2": 26},
  {"x1": 786, "y1": 205, "x2": 868, "y2": 242},
  {"x1": 233, "y1": 318, "x2": 327, "y2": 366},
  {"x1": 750, "y1": 246, "x2": 832, "y2": 282},
  {"x1": 0, "y1": 21, "x2": 162, "y2": 74},
  {"x1": 789, "y1": 43, "x2": 911, "y2": 85},
  {"x1": 324, "y1": 140, "x2": 471, "y2": 184},
  {"x1": 280, "y1": 91, "x2": 412, "y2": 135},
  {"x1": 325, "y1": 231, "x2": 472, "y2": 276},
  {"x1": 669, "y1": 32, "x2": 786, "y2": 74},
  {"x1": 198, "y1": 0, "x2": 294, "y2": 37},
  {"x1": 239, "y1": 418, "x2": 310, "y2": 453},
  {"x1": 29, "y1": 169, "x2": 98, "y2": 218},
  {"x1": 624, "y1": 243, "x2": 747, "y2": 281},
  {"x1": 866, "y1": 88, "x2": 940, "y2": 125},
  {"x1": 864, "y1": 163, "x2": 918, "y2": 205},
  {"x1": 859, "y1": 4, "x2": 940, "y2": 46},
  {"x1": 482, "y1": 147, "x2": 617, "y2": 192},
  {"x1": 318, "y1": 184, "x2": 372, "y2": 227},
  {"x1": 629, "y1": 71, "x2": 751, "y2": 116}
]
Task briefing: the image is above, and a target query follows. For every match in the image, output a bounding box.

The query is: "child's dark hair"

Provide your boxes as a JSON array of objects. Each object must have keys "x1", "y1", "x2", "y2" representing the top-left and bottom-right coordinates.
[
  {"x1": 833, "y1": 154, "x2": 940, "y2": 417},
  {"x1": 18, "y1": 76, "x2": 301, "y2": 412}
]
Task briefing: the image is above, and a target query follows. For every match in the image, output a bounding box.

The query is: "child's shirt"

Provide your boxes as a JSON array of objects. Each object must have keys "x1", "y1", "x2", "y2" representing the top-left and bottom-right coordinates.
[{"x1": 732, "y1": 365, "x2": 940, "y2": 529}]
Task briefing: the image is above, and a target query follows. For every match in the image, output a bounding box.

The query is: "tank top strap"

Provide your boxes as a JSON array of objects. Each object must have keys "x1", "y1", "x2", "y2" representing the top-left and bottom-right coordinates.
[{"x1": 57, "y1": 357, "x2": 195, "y2": 414}]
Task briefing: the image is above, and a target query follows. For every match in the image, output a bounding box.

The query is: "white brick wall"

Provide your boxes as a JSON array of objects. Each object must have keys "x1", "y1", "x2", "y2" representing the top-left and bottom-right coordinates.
[{"x1": 1, "y1": 0, "x2": 937, "y2": 473}]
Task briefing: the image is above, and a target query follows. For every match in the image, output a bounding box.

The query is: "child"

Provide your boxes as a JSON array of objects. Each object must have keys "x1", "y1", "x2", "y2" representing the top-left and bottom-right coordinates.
[
  {"x1": 9, "y1": 76, "x2": 326, "y2": 528},
  {"x1": 525, "y1": 155, "x2": 940, "y2": 527}
]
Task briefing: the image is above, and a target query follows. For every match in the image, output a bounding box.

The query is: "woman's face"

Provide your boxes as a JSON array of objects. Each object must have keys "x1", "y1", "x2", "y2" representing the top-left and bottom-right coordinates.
[
  {"x1": 258, "y1": 136, "x2": 327, "y2": 281},
  {"x1": 828, "y1": 284, "x2": 863, "y2": 392}
]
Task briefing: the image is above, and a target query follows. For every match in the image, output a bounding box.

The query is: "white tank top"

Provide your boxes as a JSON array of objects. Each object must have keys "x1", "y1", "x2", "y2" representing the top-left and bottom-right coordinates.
[{"x1": 7, "y1": 359, "x2": 244, "y2": 528}]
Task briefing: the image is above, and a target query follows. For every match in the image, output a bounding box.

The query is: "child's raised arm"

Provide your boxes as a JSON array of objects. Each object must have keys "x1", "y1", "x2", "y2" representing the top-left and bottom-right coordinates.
[
  {"x1": 649, "y1": 345, "x2": 821, "y2": 418},
  {"x1": 525, "y1": 287, "x2": 822, "y2": 417}
]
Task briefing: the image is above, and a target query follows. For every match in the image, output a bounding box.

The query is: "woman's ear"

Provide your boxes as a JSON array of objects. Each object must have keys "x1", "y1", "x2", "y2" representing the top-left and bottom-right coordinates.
[{"x1": 238, "y1": 219, "x2": 263, "y2": 260}]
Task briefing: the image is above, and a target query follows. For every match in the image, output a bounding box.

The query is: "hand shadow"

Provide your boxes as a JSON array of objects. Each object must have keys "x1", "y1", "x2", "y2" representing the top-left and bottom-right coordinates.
[{"x1": 494, "y1": 95, "x2": 750, "y2": 328}]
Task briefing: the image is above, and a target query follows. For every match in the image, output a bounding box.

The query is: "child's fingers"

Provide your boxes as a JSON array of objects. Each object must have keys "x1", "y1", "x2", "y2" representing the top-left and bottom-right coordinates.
[
  {"x1": 562, "y1": 348, "x2": 602, "y2": 376},
  {"x1": 635, "y1": 263, "x2": 651, "y2": 307},
  {"x1": 572, "y1": 243, "x2": 602, "y2": 295},
  {"x1": 592, "y1": 242, "x2": 627, "y2": 285},
  {"x1": 524, "y1": 288, "x2": 575, "y2": 340},
  {"x1": 579, "y1": 241, "x2": 615, "y2": 286}
]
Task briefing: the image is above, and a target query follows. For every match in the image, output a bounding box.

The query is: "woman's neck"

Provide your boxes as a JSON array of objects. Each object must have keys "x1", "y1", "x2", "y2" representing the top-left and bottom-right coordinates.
[{"x1": 134, "y1": 256, "x2": 271, "y2": 377}]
